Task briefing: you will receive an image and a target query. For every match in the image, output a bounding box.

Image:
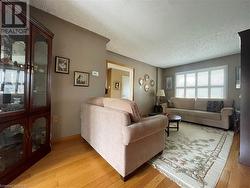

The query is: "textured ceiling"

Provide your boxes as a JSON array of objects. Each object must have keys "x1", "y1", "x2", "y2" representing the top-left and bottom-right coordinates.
[{"x1": 30, "y1": 0, "x2": 250, "y2": 68}]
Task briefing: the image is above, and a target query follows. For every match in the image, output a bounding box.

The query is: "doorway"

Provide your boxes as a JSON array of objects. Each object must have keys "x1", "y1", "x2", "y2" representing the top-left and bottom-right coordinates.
[{"x1": 106, "y1": 61, "x2": 134, "y2": 100}]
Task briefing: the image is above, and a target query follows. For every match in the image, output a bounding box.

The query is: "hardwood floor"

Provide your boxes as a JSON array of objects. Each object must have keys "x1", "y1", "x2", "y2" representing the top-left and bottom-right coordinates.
[{"x1": 11, "y1": 134, "x2": 250, "y2": 188}]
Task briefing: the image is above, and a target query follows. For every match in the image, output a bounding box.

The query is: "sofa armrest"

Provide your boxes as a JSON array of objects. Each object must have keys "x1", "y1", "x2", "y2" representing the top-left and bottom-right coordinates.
[
  {"x1": 81, "y1": 104, "x2": 131, "y2": 143},
  {"x1": 221, "y1": 107, "x2": 234, "y2": 119},
  {"x1": 122, "y1": 115, "x2": 168, "y2": 145}
]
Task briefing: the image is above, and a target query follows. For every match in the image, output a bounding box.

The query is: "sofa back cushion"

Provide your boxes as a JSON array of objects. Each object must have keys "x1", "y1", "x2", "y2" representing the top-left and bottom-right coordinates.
[
  {"x1": 169, "y1": 98, "x2": 233, "y2": 112},
  {"x1": 103, "y1": 98, "x2": 141, "y2": 123},
  {"x1": 194, "y1": 99, "x2": 208, "y2": 111},
  {"x1": 87, "y1": 97, "x2": 104, "y2": 107},
  {"x1": 207, "y1": 101, "x2": 224, "y2": 112},
  {"x1": 195, "y1": 99, "x2": 233, "y2": 109},
  {"x1": 170, "y1": 97, "x2": 195, "y2": 110}
]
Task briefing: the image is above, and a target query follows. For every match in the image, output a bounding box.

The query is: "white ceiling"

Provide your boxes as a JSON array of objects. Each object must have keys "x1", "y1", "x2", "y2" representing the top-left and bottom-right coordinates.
[{"x1": 30, "y1": 0, "x2": 250, "y2": 68}]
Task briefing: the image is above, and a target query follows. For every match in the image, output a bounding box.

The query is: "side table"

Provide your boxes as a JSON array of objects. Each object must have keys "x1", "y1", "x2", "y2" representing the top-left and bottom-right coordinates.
[{"x1": 166, "y1": 114, "x2": 182, "y2": 136}]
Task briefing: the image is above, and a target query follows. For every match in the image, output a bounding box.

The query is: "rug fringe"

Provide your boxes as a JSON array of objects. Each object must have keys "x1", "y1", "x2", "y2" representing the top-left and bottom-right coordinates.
[{"x1": 150, "y1": 162, "x2": 190, "y2": 188}]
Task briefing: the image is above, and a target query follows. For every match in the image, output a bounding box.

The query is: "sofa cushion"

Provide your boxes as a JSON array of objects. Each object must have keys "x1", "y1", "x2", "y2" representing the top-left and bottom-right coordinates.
[
  {"x1": 191, "y1": 110, "x2": 221, "y2": 120},
  {"x1": 87, "y1": 97, "x2": 104, "y2": 106},
  {"x1": 165, "y1": 108, "x2": 190, "y2": 117},
  {"x1": 171, "y1": 97, "x2": 195, "y2": 110},
  {"x1": 195, "y1": 99, "x2": 208, "y2": 111},
  {"x1": 194, "y1": 99, "x2": 233, "y2": 110},
  {"x1": 166, "y1": 108, "x2": 221, "y2": 121},
  {"x1": 207, "y1": 101, "x2": 224, "y2": 112},
  {"x1": 103, "y1": 98, "x2": 141, "y2": 123}
]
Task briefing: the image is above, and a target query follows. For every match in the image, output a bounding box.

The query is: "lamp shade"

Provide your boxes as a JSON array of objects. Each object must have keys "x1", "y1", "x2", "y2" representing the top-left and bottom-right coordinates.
[{"x1": 156, "y1": 89, "x2": 165, "y2": 97}]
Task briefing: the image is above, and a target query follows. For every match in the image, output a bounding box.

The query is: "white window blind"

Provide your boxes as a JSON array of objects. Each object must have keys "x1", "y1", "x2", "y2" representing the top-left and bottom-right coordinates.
[{"x1": 175, "y1": 66, "x2": 227, "y2": 99}]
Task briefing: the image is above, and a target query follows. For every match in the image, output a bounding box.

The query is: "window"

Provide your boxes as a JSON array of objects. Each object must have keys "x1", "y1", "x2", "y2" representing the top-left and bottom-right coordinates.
[{"x1": 175, "y1": 66, "x2": 227, "y2": 99}]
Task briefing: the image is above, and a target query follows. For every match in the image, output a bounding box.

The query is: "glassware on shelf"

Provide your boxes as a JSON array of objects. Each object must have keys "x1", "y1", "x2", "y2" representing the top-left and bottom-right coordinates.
[
  {"x1": 0, "y1": 124, "x2": 24, "y2": 172},
  {"x1": 31, "y1": 118, "x2": 47, "y2": 152},
  {"x1": 0, "y1": 35, "x2": 26, "y2": 114}
]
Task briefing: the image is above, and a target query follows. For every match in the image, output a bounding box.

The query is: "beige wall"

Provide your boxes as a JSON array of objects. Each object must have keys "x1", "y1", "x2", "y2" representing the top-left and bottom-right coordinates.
[
  {"x1": 107, "y1": 51, "x2": 158, "y2": 115},
  {"x1": 162, "y1": 54, "x2": 241, "y2": 108},
  {"x1": 31, "y1": 7, "x2": 109, "y2": 140},
  {"x1": 157, "y1": 68, "x2": 163, "y2": 91}
]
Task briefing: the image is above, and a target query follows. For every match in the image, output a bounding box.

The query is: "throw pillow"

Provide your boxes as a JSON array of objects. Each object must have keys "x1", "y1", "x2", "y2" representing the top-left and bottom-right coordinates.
[
  {"x1": 167, "y1": 100, "x2": 174, "y2": 108},
  {"x1": 207, "y1": 101, "x2": 224, "y2": 113}
]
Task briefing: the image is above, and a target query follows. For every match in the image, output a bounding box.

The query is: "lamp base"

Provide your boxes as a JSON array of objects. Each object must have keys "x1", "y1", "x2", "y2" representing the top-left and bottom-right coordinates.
[{"x1": 154, "y1": 105, "x2": 163, "y2": 113}]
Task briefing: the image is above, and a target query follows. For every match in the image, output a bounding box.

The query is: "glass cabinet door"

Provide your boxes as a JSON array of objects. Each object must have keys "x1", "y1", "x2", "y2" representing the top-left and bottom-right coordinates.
[
  {"x1": 31, "y1": 29, "x2": 49, "y2": 111},
  {"x1": 0, "y1": 123, "x2": 25, "y2": 173},
  {"x1": 0, "y1": 35, "x2": 27, "y2": 114},
  {"x1": 31, "y1": 116, "x2": 49, "y2": 153}
]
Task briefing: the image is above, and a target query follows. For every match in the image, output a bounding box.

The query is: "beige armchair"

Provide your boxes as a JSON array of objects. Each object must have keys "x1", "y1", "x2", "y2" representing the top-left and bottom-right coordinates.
[{"x1": 81, "y1": 97, "x2": 167, "y2": 180}]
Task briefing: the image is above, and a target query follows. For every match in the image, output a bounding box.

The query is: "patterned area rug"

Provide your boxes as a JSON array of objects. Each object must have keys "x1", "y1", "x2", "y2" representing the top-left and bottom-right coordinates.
[{"x1": 150, "y1": 122, "x2": 234, "y2": 188}]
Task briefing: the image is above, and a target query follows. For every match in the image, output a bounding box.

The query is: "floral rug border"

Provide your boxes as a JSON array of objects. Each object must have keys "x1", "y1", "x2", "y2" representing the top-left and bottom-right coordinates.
[{"x1": 149, "y1": 123, "x2": 234, "y2": 188}]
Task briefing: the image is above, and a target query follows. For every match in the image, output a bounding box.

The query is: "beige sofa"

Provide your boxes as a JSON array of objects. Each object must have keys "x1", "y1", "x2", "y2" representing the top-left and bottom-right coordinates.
[
  {"x1": 80, "y1": 97, "x2": 168, "y2": 180},
  {"x1": 161, "y1": 97, "x2": 234, "y2": 130}
]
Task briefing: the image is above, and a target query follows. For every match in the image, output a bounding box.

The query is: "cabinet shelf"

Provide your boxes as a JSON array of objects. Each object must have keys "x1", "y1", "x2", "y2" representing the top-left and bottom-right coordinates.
[{"x1": 0, "y1": 63, "x2": 25, "y2": 71}]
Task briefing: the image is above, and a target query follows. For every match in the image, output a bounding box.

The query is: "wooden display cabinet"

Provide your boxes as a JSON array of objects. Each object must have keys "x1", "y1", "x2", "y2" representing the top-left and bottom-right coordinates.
[{"x1": 0, "y1": 2, "x2": 54, "y2": 184}]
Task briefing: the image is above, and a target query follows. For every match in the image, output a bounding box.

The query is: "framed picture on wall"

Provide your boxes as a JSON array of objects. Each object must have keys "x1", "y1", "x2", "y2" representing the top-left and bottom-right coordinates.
[
  {"x1": 114, "y1": 82, "x2": 120, "y2": 90},
  {"x1": 74, "y1": 71, "x2": 89, "y2": 87},
  {"x1": 166, "y1": 77, "x2": 172, "y2": 90},
  {"x1": 55, "y1": 56, "x2": 70, "y2": 74},
  {"x1": 144, "y1": 84, "x2": 150, "y2": 92}
]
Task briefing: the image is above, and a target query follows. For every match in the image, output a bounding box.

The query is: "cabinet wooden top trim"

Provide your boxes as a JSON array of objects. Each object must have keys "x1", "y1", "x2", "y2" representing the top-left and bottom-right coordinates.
[
  {"x1": 239, "y1": 29, "x2": 250, "y2": 37},
  {"x1": 29, "y1": 17, "x2": 54, "y2": 38}
]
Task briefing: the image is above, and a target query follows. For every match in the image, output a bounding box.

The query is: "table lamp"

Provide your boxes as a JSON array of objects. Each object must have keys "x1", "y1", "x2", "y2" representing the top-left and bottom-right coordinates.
[{"x1": 156, "y1": 89, "x2": 165, "y2": 105}]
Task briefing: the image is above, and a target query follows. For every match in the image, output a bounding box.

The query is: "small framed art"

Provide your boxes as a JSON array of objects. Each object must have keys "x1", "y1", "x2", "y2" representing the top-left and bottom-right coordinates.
[
  {"x1": 74, "y1": 71, "x2": 90, "y2": 87},
  {"x1": 114, "y1": 82, "x2": 120, "y2": 90},
  {"x1": 144, "y1": 84, "x2": 150, "y2": 92},
  {"x1": 166, "y1": 77, "x2": 173, "y2": 90},
  {"x1": 138, "y1": 77, "x2": 144, "y2": 86},
  {"x1": 55, "y1": 56, "x2": 70, "y2": 74},
  {"x1": 144, "y1": 74, "x2": 150, "y2": 81}
]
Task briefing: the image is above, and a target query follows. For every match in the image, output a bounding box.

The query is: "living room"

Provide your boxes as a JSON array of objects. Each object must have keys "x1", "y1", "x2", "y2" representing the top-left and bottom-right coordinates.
[{"x1": 0, "y1": 0, "x2": 250, "y2": 187}]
